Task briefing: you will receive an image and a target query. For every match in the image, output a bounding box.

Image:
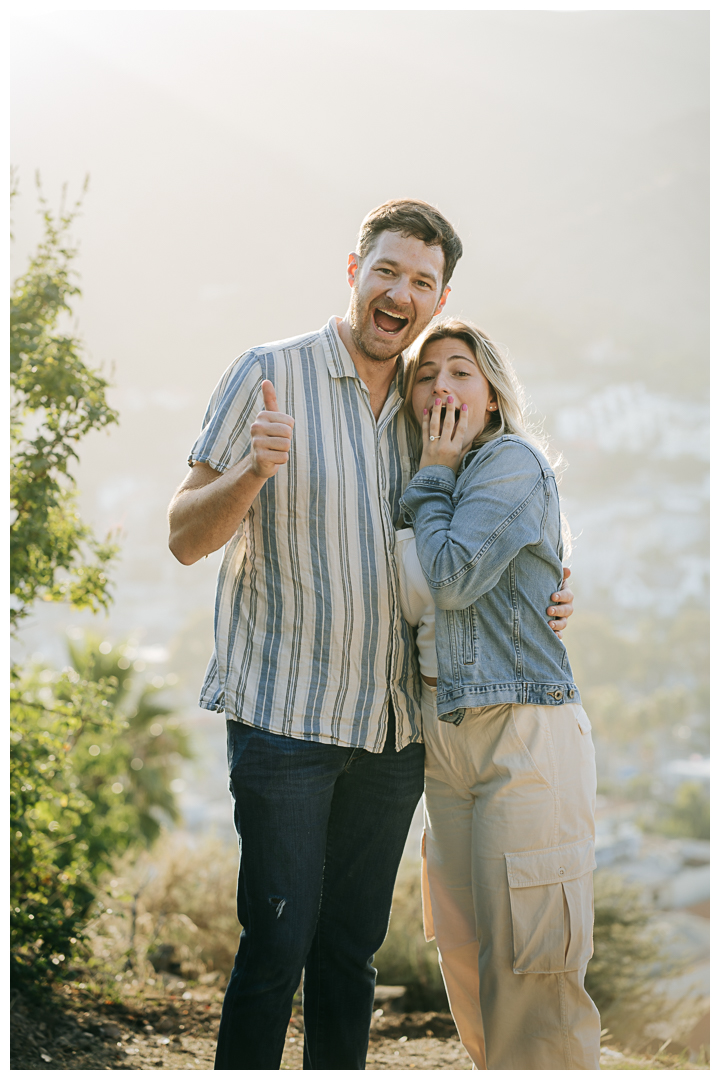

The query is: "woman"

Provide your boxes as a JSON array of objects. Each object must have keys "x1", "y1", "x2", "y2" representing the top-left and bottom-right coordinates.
[{"x1": 396, "y1": 317, "x2": 600, "y2": 1070}]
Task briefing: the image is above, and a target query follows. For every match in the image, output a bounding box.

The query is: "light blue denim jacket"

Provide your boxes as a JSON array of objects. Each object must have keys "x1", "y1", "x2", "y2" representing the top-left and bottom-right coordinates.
[{"x1": 400, "y1": 434, "x2": 581, "y2": 724}]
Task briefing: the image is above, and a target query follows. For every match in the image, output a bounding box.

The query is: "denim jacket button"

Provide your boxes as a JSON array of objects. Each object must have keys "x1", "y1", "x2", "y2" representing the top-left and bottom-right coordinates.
[{"x1": 568, "y1": 689, "x2": 575, "y2": 698}]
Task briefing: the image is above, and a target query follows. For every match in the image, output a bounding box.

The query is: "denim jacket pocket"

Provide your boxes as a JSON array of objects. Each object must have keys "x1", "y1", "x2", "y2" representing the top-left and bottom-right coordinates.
[
  {"x1": 505, "y1": 837, "x2": 596, "y2": 974},
  {"x1": 460, "y1": 606, "x2": 476, "y2": 664}
]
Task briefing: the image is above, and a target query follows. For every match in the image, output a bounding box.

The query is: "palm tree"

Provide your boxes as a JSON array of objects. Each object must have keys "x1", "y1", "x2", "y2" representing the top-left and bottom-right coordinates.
[{"x1": 65, "y1": 633, "x2": 194, "y2": 849}]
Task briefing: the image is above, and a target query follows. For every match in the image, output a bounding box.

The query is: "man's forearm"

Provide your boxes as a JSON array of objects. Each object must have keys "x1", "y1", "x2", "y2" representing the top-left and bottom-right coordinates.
[{"x1": 168, "y1": 457, "x2": 267, "y2": 565}]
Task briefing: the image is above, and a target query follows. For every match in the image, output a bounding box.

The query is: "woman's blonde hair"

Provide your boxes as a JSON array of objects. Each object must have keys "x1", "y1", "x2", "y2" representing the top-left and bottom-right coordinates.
[
  {"x1": 403, "y1": 316, "x2": 571, "y2": 552},
  {"x1": 403, "y1": 316, "x2": 547, "y2": 454}
]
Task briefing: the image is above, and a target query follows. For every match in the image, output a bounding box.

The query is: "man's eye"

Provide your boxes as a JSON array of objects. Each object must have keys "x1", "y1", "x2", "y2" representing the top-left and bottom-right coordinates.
[{"x1": 415, "y1": 281, "x2": 431, "y2": 289}]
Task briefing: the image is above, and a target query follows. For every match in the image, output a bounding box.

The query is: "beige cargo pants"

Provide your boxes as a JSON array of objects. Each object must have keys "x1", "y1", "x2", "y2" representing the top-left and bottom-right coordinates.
[{"x1": 420, "y1": 683, "x2": 601, "y2": 1070}]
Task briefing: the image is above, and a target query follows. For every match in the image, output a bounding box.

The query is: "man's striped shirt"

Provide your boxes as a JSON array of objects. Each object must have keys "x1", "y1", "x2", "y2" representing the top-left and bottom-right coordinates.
[{"x1": 188, "y1": 317, "x2": 423, "y2": 752}]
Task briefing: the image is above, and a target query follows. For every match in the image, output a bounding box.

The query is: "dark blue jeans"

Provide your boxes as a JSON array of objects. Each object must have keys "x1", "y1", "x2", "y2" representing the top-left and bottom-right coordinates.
[{"x1": 214, "y1": 705, "x2": 425, "y2": 1070}]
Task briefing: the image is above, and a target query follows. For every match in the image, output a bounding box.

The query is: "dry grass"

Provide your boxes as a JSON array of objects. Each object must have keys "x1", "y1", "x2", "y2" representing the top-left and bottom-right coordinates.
[
  {"x1": 76, "y1": 835, "x2": 706, "y2": 1064},
  {"x1": 83, "y1": 831, "x2": 240, "y2": 983}
]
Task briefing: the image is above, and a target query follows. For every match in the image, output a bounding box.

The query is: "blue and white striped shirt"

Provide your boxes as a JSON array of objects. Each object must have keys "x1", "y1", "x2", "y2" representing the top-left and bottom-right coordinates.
[{"x1": 188, "y1": 318, "x2": 423, "y2": 752}]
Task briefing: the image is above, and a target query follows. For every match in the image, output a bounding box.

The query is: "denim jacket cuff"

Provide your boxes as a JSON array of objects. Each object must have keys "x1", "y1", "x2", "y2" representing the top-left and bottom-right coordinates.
[
  {"x1": 405, "y1": 464, "x2": 457, "y2": 492},
  {"x1": 401, "y1": 465, "x2": 457, "y2": 521}
]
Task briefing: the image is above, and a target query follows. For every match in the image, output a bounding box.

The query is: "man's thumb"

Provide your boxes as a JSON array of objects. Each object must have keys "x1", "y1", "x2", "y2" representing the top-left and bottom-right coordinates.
[{"x1": 261, "y1": 379, "x2": 279, "y2": 412}]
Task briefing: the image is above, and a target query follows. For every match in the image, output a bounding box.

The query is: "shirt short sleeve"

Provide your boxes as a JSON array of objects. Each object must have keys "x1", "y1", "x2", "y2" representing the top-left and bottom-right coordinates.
[{"x1": 188, "y1": 350, "x2": 265, "y2": 473}]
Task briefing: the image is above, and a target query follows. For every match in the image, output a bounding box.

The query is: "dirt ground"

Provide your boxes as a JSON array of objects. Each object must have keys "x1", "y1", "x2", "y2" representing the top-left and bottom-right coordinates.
[{"x1": 10, "y1": 980, "x2": 708, "y2": 1071}]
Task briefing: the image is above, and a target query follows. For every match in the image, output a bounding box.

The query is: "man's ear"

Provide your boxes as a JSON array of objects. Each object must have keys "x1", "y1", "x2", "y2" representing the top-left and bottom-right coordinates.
[
  {"x1": 347, "y1": 252, "x2": 360, "y2": 288},
  {"x1": 434, "y1": 285, "x2": 451, "y2": 317}
]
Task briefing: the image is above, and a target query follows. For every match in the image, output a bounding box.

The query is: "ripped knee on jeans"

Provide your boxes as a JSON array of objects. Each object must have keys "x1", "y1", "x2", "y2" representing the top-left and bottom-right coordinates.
[{"x1": 269, "y1": 896, "x2": 287, "y2": 919}]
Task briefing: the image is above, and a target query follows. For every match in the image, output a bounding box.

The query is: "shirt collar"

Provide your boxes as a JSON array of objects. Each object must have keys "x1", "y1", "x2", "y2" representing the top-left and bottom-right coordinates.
[{"x1": 321, "y1": 317, "x2": 406, "y2": 400}]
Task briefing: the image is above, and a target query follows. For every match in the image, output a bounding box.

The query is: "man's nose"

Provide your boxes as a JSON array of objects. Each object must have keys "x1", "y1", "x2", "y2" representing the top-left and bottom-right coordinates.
[{"x1": 386, "y1": 276, "x2": 412, "y2": 307}]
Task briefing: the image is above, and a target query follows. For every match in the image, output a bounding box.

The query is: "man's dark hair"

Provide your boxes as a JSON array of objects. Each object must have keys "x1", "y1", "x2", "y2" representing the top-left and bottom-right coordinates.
[{"x1": 356, "y1": 199, "x2": 463, "y2": 291}]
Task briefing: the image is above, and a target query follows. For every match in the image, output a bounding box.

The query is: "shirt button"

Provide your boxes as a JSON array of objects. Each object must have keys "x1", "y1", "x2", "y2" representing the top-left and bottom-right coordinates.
[{"x1": 558, "y1": 867, "x2": 565, "y2": 876}]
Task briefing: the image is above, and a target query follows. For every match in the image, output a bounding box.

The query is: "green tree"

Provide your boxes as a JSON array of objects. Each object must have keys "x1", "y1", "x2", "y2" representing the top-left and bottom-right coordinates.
[
  {"x1": 10, "y1": 180, "x2": 191, "y2": 993},
  {"x1": 65, "y1": 633, "x2": 194, "y2": 849},
  {"x1": 10, "y1": 174, "x2": 118, "y2": 628}
]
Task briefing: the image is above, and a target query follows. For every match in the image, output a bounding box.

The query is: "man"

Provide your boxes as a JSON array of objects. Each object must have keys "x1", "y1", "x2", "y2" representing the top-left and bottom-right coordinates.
[{"x1": 167, "y1": 200, "x2": 574, "y2": 1070}]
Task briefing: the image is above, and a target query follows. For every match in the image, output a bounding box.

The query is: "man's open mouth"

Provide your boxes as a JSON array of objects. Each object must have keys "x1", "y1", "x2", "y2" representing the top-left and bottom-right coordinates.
[{"x1": 372, "y1": 307, "x2": 409, "y2": 336}]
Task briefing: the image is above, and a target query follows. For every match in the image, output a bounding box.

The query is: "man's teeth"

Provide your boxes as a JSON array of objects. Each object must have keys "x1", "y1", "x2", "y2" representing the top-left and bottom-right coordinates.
[{"x1": 377, "y1": 309, "x2": 407, "y2": 321}]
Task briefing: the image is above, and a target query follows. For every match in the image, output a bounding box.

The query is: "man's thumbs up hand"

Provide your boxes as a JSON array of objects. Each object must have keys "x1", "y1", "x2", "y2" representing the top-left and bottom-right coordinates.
[
  {"x1": 261, "y1": 380, "x2": 279, "y2": 413},
  {"x1": 250, "y1": 379, "x2": 295, "y2": 479}
]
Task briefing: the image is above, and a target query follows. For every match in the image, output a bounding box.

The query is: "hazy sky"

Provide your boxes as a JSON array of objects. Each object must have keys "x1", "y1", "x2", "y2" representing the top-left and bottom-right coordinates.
[{"x1": 11, "y1": 9, "x2": 709, "y2": 669}]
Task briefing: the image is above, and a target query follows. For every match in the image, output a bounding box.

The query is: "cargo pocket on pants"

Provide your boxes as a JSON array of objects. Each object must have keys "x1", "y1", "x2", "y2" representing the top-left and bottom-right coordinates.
[{"x1": 504, "y1": 836, "x2": 596, "y2": 974}]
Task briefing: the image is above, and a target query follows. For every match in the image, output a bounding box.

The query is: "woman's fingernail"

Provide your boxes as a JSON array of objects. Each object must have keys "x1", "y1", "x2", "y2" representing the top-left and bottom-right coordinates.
[
  {"x1": 423, "y1": 409, "x2": 428, "y2": 415},
  {"x1": 462, "y1": 403, "x2": 468, "y2": 411},
  {"x1": 447, "y1": 396, "x2": 454, "y2": 404},
  {"x1": 435, "y1": 398, "x2": 441, "y2": 405}
]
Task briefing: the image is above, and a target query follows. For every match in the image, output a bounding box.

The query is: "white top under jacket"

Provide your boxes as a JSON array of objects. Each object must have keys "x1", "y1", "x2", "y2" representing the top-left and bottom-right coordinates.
[{"x1": 395, "y1": 528, "x2": 437, "y2": 680}]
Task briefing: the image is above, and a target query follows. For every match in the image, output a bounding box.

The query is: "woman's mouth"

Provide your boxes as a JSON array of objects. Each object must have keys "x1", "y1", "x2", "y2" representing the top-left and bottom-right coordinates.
[
  {"x1": 372, "y1": 307, "x2": 409, "y2": 336},
  {"x1": 439, "y1": 404, "x2": 461, "y2": 434}
]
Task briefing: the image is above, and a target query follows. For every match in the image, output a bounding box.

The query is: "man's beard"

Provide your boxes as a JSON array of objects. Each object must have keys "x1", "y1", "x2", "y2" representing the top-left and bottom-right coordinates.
[{"x1": 348, "y1": 293, "x2": 412, "y2": 363}]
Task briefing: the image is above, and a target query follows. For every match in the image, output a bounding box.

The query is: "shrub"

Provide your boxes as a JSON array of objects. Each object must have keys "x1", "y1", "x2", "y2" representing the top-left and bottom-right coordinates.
[
  {"x1": 654, "y1": 782, "x2": 710, "y2": 841},
  {"x1": 10, "y1": 668, "x2": 121, "y2": 991},
  {"x1": 81, "y1": 835, "x2": 241, "y2": 981},
  {"x1": 10, "y1": 648, "x2": 193, "y2": 993},
  {"x1": 585, "y1": 870, "x2": 669, "y2": 1040}
]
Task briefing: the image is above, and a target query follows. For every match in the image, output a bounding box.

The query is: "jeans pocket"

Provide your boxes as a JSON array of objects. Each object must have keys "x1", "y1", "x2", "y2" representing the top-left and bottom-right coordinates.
[
  {"x1": 505, "y1": 836, "x2": 596, "y2": 974},
  {"x1": 226, "y1": 717, "x2": 256, "y2": 778}
]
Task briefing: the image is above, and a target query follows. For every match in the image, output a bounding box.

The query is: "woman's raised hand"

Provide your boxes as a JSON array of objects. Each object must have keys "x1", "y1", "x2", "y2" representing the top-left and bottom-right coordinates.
[{"x1": 418, "y1": 396, "x2": 468, "y2": 474}]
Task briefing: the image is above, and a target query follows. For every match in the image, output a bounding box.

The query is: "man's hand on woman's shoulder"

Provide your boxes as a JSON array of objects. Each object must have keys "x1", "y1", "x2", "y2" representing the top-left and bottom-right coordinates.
[{"x1": 547, "y1": 567, "x2": 574, "y2": 638}]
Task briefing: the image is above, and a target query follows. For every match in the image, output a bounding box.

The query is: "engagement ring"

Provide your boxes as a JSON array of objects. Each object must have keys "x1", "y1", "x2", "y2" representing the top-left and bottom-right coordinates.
[{"x1": 429, "y1": 435, "x2": 437, "y2": 441}]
